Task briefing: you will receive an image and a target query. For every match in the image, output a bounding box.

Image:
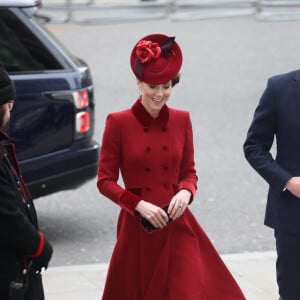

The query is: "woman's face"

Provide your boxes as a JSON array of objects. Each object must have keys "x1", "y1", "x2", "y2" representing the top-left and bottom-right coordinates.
[
  {"x1": 137, "y1": 80, "x2": 172, "y2": 117},
  {"x1": 0, "y1": 102, "x2": 12, "y2": 129}
]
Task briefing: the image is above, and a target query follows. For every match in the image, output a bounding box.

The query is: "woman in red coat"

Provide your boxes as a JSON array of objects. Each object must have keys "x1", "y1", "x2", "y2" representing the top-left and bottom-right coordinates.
[{"x1": 97, "y1": 34, "x2": 245, "y2": 300}]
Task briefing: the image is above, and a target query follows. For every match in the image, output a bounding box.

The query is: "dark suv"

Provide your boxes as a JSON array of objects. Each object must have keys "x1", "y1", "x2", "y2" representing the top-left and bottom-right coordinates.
[{"x1": 0, "y1": 0, "x2": 99, "y2": 198}]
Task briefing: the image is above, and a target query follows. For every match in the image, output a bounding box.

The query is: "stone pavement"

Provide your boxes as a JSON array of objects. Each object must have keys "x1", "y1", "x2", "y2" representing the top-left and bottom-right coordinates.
[{"x1": 43, "y1": 251, "x2": 278, "y2": 300}]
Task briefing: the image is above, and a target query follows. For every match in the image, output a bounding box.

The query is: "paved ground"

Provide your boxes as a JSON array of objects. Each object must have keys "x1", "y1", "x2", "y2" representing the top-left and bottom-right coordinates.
[{"x1": 42, "y1": 251, "x2": 278, "y2": 300}]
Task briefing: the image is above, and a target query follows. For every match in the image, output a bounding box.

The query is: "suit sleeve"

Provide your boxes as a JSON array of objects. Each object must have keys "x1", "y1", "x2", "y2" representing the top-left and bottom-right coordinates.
[
  {"x1": 0, "y1": 159, "x2": 41, "y2": 255},
  {"x1": 97, "y1": 114, "x2": 142, "y2": 215},
  {"x1": 243, "y1": 78, "x2": 292, "y2": 191},
  {"x1": 178, "y1": 113, "x2": 198, "y2": 200}
]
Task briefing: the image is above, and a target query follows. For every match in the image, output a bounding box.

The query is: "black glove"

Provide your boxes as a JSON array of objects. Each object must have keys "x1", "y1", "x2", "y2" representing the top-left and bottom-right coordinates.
[{"x1": 32, "y1": 239, "x2": 53, "y2": 274}]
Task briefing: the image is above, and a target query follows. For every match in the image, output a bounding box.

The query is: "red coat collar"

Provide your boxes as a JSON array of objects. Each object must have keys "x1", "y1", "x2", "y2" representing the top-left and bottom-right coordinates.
[{"x1": 131, "y1": 97, "x2": 169, "y2": 130}]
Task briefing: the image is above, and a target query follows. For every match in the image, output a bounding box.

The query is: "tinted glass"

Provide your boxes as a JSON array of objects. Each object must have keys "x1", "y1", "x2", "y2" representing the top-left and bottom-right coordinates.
[{"x1": 0, "y1": 8, "x2": 62, "y2": 72}]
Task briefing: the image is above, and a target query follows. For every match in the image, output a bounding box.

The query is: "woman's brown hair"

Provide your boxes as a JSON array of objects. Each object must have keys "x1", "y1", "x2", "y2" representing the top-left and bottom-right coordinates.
[{"x1": 171, "y1": 73, "x2": 181, "y2": 87}]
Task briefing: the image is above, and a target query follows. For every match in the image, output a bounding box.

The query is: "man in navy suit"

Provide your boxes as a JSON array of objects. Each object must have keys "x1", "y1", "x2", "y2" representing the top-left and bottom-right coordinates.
[{"x1": 244, "y1": 69, "x2": 300, "y2": 300}]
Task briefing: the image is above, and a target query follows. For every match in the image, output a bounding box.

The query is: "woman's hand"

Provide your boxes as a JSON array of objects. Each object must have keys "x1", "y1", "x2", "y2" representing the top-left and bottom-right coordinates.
[
  {"x1": 135, "y1": 200, "x2": 169, "y2": 229},
  {"x1": 168, "y1": 189, "x2": 191, "y2": 220}
]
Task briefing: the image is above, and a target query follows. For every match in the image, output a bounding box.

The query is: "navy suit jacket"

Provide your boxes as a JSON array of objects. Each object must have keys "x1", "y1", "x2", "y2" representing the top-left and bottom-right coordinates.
[{"x1": 244, "y1": 69, "x2": 300, "y2": 234}]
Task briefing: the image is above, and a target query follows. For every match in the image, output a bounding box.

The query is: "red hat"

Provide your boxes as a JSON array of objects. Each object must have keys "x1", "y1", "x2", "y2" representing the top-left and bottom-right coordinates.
[{"x1": 130, "y1": 34, "x2": 182, "y2": 85}]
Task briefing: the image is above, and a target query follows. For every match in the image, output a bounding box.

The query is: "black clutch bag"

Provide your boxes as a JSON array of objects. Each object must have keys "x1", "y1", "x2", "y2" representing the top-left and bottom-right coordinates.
[{"x1": 140, "y1": 204, "x2": 173, "y2": 233}]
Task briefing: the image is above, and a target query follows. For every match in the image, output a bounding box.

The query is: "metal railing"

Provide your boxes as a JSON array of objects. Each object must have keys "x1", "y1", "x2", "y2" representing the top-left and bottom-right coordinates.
[
  {"x1": 256, "y1": 0, "x2": 300, "y2": 21},
  {"x1": 40, "y1": 0, "x2": 172, "y2": 23},
  {"x1": 171, "y1": 0, "x2": 256, "y2": 21},
  {"x1": 39, "y1": 0, "x2": 300, "y2": 23}
]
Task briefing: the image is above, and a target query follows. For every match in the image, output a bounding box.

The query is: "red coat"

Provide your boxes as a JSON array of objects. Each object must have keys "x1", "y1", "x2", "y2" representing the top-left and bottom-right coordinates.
[{"x1": 98, "y1": 99, "x2": 245, "y2": 300}]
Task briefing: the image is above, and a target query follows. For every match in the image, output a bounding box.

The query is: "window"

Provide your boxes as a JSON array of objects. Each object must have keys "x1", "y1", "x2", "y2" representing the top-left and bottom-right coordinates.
[{"x1": 0, "y1": 9, "x2": 62, "y2": 72}]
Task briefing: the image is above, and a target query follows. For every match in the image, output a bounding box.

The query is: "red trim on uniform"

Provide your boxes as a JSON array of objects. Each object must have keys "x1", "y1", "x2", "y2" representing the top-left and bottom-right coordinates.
[{"x1": 29, "y1": 232, "x2": 45, "y2": 258}]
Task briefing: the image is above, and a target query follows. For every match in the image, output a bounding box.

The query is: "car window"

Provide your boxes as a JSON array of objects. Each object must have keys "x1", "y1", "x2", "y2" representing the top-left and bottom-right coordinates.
[
  {"x1": 31, "y1": 14, "x2": 82, "y2": 68},
  {"x1": 0, "y1": 8, "x2": 62, "y2": 72}
]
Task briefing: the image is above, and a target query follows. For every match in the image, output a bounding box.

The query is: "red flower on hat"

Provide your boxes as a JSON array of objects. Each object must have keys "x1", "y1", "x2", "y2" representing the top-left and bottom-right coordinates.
[{"x1": 135, "y1": 40, "x2": 161, "y2": 64}]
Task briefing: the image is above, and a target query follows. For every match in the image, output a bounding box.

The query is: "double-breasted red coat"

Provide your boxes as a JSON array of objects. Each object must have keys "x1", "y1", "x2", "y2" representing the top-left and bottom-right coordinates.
[{"x1": 97, "y1": 98, "x2": 245, "y2": 300}]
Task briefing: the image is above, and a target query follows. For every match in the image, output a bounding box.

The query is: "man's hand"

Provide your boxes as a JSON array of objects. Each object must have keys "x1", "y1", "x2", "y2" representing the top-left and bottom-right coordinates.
[{"x1": 285, "y1": 177, "x2": 300, "y2": 198}]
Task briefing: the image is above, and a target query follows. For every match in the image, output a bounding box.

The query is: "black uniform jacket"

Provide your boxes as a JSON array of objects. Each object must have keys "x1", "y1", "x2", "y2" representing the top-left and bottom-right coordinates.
[
  {"x1": 0, "y1": 130, "x2": 41, "y2": 294},
  {"x1": 244, "y1": 69, "x2": 300, "y2": 234}
]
